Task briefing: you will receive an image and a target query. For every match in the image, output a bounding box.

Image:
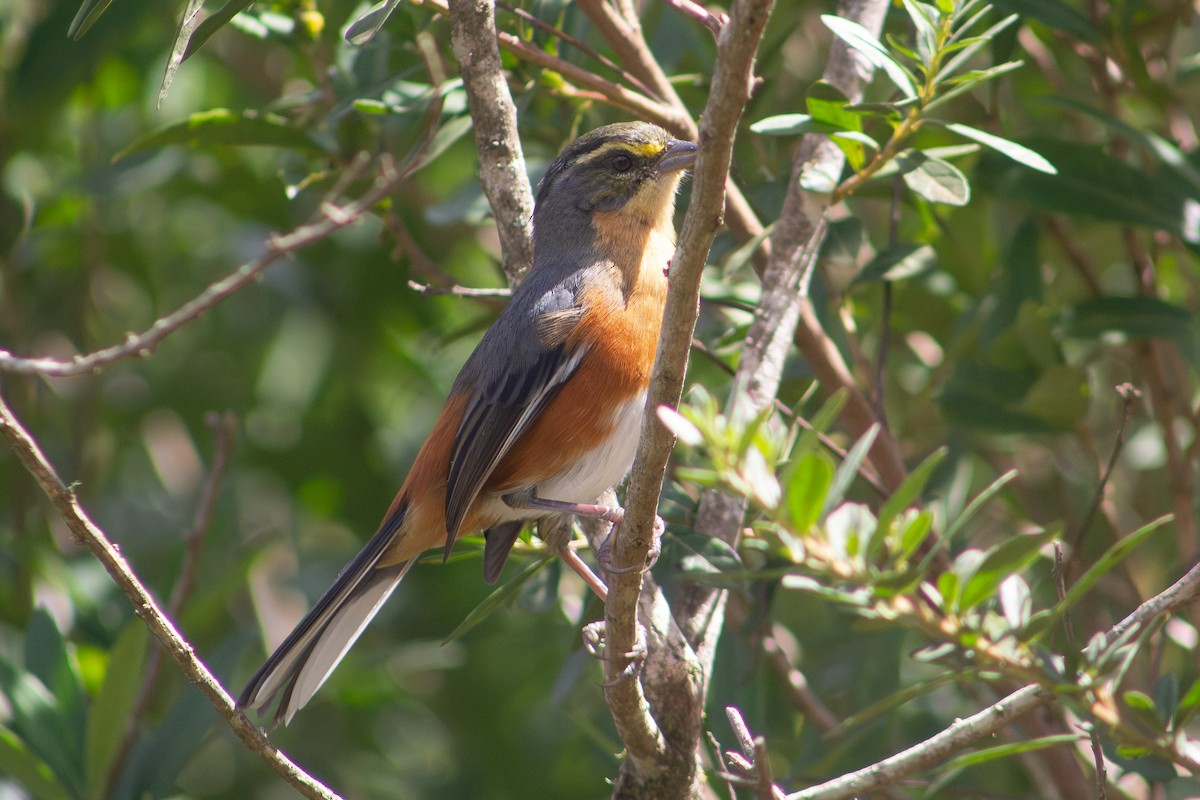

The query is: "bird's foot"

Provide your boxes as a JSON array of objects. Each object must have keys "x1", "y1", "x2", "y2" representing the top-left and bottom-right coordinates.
[
  {"x1": 581, "y1": 621, "x2": 647, "y2": 687},
  {"x1": 597, "y1": 513, "x2": 664, "y2": 575}
]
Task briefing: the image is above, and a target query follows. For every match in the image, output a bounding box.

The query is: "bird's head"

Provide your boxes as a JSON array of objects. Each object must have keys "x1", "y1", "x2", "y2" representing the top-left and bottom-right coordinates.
[{"x1": 533, "y1": 122, "x2": 698, "y2": 255}]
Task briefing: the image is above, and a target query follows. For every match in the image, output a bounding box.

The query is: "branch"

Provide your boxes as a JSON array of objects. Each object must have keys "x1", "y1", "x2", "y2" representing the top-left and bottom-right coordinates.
[
  {"x1": 0, "y1": 155, "x2": 400, "y2": 378},
  {"x1": 786, "y1": 685, "x2": 1053, "y2": 800},
  {"x1": 0, "y1": 394, "x2": 342, "y2": 800},
  {"x1": 447, "y1": 0, "x2": 535, "y2": 284},
  {"x1": 786, "y1": 552, "x2": 1200, "y2": 799},
  {"x1": 603, "y1": 0, "x2": 775, "y2": 791}
]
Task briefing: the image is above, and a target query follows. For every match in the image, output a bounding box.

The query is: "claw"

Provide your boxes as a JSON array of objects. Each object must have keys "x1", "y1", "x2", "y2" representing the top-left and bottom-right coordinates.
[
  {"x1": 598, "y1": 514, "x2": 665, "y2": 575},
  {"x1": 581, "y1": 621, "x2": 646, "y2": 686}
]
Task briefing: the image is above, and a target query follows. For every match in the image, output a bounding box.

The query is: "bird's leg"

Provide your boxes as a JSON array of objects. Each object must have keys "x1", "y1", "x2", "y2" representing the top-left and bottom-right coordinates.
[
  {"x1": 537, "y1": 515, "x2": 610, "y2": 601},
  {"x1": 504, "y1": 488, "x2": 663, "y2": 577}
]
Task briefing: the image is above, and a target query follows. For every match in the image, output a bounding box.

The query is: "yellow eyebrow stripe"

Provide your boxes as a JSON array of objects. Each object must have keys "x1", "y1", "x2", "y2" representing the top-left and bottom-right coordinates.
[{"x1": 575, "y1": 140, "x2": 666, "y2": 165}]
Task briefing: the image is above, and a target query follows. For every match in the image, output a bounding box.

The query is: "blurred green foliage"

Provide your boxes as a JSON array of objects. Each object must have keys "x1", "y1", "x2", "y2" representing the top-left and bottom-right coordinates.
[{"x1": 2, "y1": 0, "x2": 1199, "y2": 798}]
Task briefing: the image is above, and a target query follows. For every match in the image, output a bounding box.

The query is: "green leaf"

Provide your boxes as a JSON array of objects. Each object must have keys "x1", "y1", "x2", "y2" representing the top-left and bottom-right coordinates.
[
  {"x1": 973, "y1": 140, "x2": 1196, "y2": 244},
  {"x1": 750, "y1": 114, "x2": 812, "y2": 136},
  {"x1": 807, "y1": 81, "x2": 868, "y2": 170},
  {"x1": 68, "y1": 0, "x2": 116, "y2": 40},
  {"x1": 933, "y1": 14, "x2": 1021, "y2": 84},
  {"x1": 831, "y1": 671, "x2": 965, "y2": 737},
  {"x1": 941, "y1": 360, "x2": 1084, "y2": 434},
  {"x1": 158, "y1": 0, "x2": 206, "y2": 108},
  {"x1": 942, "y1": 469, "x2": 1018, "y2": 544},
  {"x1": 821, "y1": 424, "x2": 879, "y2": 518},
  {"x1": 793, "y1": 390, "x2": 848, "y2": 457},
  {"x1": 896, "y1": 150, "x2": 970, "y2": 206},
  {"x1": 958, "y1": 527, "x2": 1057, "y2": 611},
  {"x1": 1041, "y1": 98, "x2": 1200, "y2": 194},
  {"x1": 445, "y1": 555, "x2": 554, "y2": 644},
  {"x1": 25, "y1": 609, "x2": 85, "y2": 733},
  {"x1": 1175, "y1": 676, "x2": 1200, "y2": 729},
  {"x1": 982, "y1": 218, "x2": 1042, "y2": 344},
  {"x1": 821, "y1": 15, "x2": 919, "y2": 98},
  {"x1": 852, "y1": 243, "x2": 937, "y2": 285},
  {"x1": 114, "y1": 110, "x2": 325, "y2": 161},
  {"x1": 941, "y1": 734, "x2": 1082, "y2": 771},
  {"x1": 934, "y1": 121, "x2": 1056, "y2": 174},
  {"x1": 785, "y1": 452, "x2": 834, "y2": 533},
  {"x1": 894, "y1": 509, "x2": 935, "y2": 562},
  {"x1": 900, "y1": 0, "x2": 939, "y2": 64},
  {"x1": 1049, "y1": 516, "x2": 1171, "y2": 626},
  {"x1": 182, "y1": 0, "x2": 257, "y2": 62},
  {"x1": 990, "y1": 0, "x2": 1103, "y2": 44},
  {"x1": 402, "y1": 111, "x2": 474, "y2": 175},
  {"x1": 1062, "y1": 296, "x2": 1197, "y2": 359},
  {"x1": 345, "y1": 0, "x2": 405, "y2": 45},
  {"x1": 0, "y1": 726, "x2": 69, "y2": 800},
  {"x1": 85, "y1": 621, "x2": 148, "y2": 797},
  {"x1": 0, "y1": 662, "x2": 86, "y2": 797},
  {"x1": 874, "y1": 448, "x2": 946, "y2": 552}
]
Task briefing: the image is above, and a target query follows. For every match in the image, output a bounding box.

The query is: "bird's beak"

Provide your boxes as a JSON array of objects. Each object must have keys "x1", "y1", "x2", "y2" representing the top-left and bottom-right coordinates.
[{"x1": 658, "y1": 139, "x2": 699, "y2": 174}]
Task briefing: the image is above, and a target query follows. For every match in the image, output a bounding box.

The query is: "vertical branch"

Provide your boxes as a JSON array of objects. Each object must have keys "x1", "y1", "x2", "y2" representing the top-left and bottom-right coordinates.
[
  {"x1": 604, "y1": 0, "x2": 775, "y2": 795},
  {"x1": 448, "y1": 0, "x2": 536, "y2": 285},
  {"x1": 678, "y1": 0, "x2": 890, "y2": 696}
]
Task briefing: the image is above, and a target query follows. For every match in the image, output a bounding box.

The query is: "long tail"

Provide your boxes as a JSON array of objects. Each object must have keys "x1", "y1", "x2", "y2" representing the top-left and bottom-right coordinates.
[{"x1": 238, "y1": 506, "x2": 412, "y2": 726}]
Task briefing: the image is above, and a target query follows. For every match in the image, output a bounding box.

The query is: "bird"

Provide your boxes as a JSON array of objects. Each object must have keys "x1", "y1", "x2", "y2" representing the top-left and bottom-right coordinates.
[{"x1": 237, "y1": 121, "x2": 698, "y2": 726}]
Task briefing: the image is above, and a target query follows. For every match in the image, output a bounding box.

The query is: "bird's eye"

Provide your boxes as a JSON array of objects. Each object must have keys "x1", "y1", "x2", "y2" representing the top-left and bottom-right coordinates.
[{"x1": 611, "y1": 153, "x2": 634, "y2": 173}]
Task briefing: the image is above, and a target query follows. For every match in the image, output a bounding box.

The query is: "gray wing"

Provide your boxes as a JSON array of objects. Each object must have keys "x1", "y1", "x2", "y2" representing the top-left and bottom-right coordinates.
[{"x1": 441, "y1": 278, "x2": 590, "y2": 552}]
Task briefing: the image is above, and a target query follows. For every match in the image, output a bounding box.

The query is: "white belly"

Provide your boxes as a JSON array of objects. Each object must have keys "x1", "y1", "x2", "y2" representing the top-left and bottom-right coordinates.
[
  {"x1": 536, "y1": 393, "x2": 647, "y2": 504},
  {"x1": 482, "y1": 392, "x2": 648, "y2": 523}
]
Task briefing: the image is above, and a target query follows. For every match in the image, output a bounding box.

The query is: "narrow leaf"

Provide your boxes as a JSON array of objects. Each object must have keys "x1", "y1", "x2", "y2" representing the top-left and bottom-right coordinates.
[
  {"x1": 942, "y1": 469, "x2": 1018, "y2": 543},
  {"x1": 936, "y1": 121, "x2": 1056, "y2": 173},
  {"x1": 821, "y1": 15, "x2": 918, "y2": 98},
  {"x1": 114, "y1": 110, "x2": 325, "y2": 161},
  {"x1": 182, "y1": 0, "x2": 257, "y2": 62},
  {"x1": 934, "y1": 15, "x2": 1020, "y2": 83},
  {"x1": 787, "y1": 453, "x2": 835, "y2": 534},
  {"x1": 68, "y1": 0, "x2": 116, "y2": 40},
  {"x1": 874, "y1": 448, "x2": 946, "y2": 548},
  {"x1": 942, "y1": 734, "x2": 1082, "y2": 771},
  {"x1": 750, "y1": 114, "x2": 813, "y2": 136},
  {"x1": 896, "y1": 150, "x2": 970, "y2": 206},
  {"x1": 821, "y1": 424, "x2": 879, "y2": 518},
  {"x1": 991, "y1": 0, "x2": 1102, "y2": 43},
  {"x1": 958, "y1": 527, "x2": 1056, "y2": 611},
  {"x1": 85, "y1": 622, "x2": 147, "y2": 797},
  {"x1": 853, "y1": 243, "x2": 937, "y2": 285},
  {"x1": 1062, "y1": 296, "x2": 1197, "y2": 359},
  {"x1": 345, "y1": 0, "x2": 405, "y2": 45},
  {"x1": 445, "y1": 555, "x2": 553, "y2": 644},
  {"x1": 158, "y1": 0, "x2": 207, "y2": 108},
  {"x1": 1051, "y1": 516, "x2": 1172, "y2": 623},
  {"x1": 0, "y1": 727, "x2": 69, "y2": 800}
]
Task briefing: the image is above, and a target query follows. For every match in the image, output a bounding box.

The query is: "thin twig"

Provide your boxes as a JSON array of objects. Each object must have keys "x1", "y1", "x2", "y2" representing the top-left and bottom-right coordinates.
[
  {"x1": 0, "y1": 393, "x2": 342, "y2": 800},
  {"x1": 786, "y1": 684, "x2": 1053, "y2": 800},
  {"x1": 406, "y1": 280, "x2": 511, "y2": 298},
  {"x1": 660, "y1": 0, "x2": 729, "y2": 36},
  {"x1": 1070, "y1": 382, "x2": 1141, "y2": 553},
  {"x1": 602, "y1": 0, "x2": 776, "y2": 791},
  {"x1": 497, "y1": 1, "x2": 661, "y2": 101}
]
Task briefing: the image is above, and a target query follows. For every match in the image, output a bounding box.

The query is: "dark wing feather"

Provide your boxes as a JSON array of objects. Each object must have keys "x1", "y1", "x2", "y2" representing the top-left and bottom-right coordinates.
[{"x1": 442, "y1": 342, "x2": 587, "y2": 550}]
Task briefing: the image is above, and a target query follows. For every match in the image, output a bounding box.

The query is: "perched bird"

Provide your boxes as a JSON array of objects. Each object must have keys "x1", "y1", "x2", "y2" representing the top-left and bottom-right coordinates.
[{"x1": 238, "y1": 121, "x2": 698, "y2": 726}]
